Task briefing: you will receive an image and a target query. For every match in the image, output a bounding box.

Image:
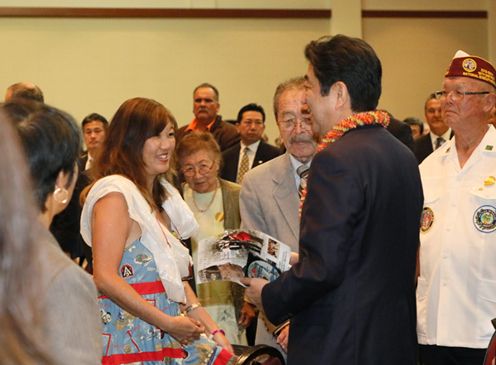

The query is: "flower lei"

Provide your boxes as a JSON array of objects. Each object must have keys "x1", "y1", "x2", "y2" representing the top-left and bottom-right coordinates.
[{"x1": 299, "y1": 110, "x2": 390, "y2": 214}]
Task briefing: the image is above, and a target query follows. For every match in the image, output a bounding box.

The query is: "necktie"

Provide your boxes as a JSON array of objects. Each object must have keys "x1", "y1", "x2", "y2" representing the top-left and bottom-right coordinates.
[
  {"x1": 435, "y1": 136, "x2": 445, "y2": 150},
  {"x1": 236, "y1": 147, "x2": 250, "y2": 184},
  {"x1": 297, "y1": 164, "x2": 310, "y2": 198},
  {"x1": 86, "y1": 156, "x2": 93, "y2": 170}
]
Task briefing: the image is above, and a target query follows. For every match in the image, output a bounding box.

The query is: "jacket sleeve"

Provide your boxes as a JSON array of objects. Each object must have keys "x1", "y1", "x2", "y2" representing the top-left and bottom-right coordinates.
[{"x1": 43, "y1": 265, "x2": 102, "y2": 364}]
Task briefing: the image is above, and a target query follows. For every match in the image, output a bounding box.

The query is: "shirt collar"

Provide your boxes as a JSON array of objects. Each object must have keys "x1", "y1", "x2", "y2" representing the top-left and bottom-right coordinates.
[
  {"x1": 441, "y1": 125, "x2": 496, "y2": 162},
  {"x1": 186, "y1": 117, "x2": 216, "y2": 132},
  {"x1": 289, "y1": 153, "x2": 312, "y2": 173},
  {"x1": 240, "y1": 140, "x2": 261, "y2": 152},
  {"x1": 430, "y1": 128, "x2": 452, "y2": 143}
]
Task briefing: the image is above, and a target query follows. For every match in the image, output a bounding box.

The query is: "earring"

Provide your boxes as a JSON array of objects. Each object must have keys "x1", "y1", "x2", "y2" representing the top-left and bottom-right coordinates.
[{"x1": 53, "y1": 186, "x2": 69, "y2": 204}]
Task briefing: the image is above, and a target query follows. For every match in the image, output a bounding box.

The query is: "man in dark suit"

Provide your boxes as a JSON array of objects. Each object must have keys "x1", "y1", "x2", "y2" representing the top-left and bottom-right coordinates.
[
  {"x1": 243, "y1": 34, "x2": 423, "y2": 365},
  {"x1": 79, "y1": 113, "x2": 109, "y2": 170},
  {"x1": 414, "y1": 93, "x2": 452, "y2": 163},
  {"x1": 220, "y1": 103, "x2": 281, "y2": 183}
]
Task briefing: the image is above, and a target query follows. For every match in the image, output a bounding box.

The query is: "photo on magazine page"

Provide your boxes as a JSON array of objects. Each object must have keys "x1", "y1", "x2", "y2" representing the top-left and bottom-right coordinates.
[{"x1": 196, "y1": 229, "x2": 291, "y2": 286}]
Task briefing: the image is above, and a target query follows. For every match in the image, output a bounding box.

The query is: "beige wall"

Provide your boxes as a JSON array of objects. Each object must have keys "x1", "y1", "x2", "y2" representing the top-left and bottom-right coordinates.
[
  {"x1": 0, "y1": 17, "x2": 329, "y2": 142},
  {"x1": 364, "y1": 17, "x2": 488, "y2": 121},
  {"x1": 0, "y1": 0, "x2": 493, "y2": 142}
]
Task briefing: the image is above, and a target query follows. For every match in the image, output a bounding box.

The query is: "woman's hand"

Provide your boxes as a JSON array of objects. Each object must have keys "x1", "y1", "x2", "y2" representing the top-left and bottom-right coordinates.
[
  {"x1": 211, "y1": 331, "x2": 234, "y2": 354},
  {"x1": 164, "y1": 315, "x2": 204, "y2": 344}
]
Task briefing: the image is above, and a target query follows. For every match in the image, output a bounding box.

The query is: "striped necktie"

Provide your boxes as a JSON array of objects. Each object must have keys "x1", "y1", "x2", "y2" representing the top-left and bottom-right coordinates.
[
  {"x1": 236, "y1": 147, "x2": 250, "y2": 184},
  {"x1": 297, "y1": 164, "x2": 310, "y2": 198},
  {"x1": 435, "y1": 136, "x2": 445, "y2": 150}
]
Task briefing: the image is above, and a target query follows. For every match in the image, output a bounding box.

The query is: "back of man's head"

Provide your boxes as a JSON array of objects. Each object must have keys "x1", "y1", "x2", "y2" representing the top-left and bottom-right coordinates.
[
  {"x1": 5, "y1": 82, "x2": 44, "y2": 103},
  {"x1": 304, "y1": 34, "x2": 382, "y2": 112}
]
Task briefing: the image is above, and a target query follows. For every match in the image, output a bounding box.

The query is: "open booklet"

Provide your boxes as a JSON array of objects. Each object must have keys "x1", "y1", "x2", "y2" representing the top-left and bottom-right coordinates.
[{"x1": 195, "y1": 229, "x2": 291, "y2": 286}]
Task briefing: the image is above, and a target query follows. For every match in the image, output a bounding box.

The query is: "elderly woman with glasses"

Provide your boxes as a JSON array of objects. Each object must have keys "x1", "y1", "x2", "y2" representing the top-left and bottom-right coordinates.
[{"x1": 176, "y1": 131, "x2": 252, "y2": 346}]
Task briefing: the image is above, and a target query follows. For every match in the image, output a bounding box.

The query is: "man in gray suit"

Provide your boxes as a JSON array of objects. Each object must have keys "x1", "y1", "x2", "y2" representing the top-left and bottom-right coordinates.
[{"x1": 239, "y1": 76, "x2": 317, "y2": 351}]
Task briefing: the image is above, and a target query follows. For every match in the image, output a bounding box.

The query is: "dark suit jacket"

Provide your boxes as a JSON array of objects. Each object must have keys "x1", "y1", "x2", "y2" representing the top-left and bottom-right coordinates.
[
  {"x1": 262, "y1": 125, "x2": 423, "y2": 365},
  {"x1": 414, "y1": 131, "x2": 454, "y2": 164},
  {"x1": 176, "y1": 115, "x2": 240, "y2": 152},
  {"x1": 387, "y1": 116, "x2": 415, "y2": 151},
  {"x1": 220, "y1": 140, "x2": 281, "y2": 183}
]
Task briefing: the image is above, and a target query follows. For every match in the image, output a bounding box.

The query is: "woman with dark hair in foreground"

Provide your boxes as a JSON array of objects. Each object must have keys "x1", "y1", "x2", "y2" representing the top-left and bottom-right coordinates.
[{"x1": 0, "y1": 102, "x2": 101, "y2": 365}]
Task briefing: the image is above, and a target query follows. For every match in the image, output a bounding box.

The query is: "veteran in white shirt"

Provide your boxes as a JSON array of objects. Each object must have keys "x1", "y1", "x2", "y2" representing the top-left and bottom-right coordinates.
[{"x1": 417, "y1": 50, "x2": 496, "y2": 365}]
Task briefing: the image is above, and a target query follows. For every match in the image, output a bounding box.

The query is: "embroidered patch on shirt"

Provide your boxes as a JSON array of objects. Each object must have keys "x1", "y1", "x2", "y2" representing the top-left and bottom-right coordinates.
[
  {"x1": 120, "y1": 264, "x2": 134, "y2": 278},
  {"x1": 473, "y1": 205, "x2": 496, "y2": 233},
  {"x1": 421, "y1": 207, "x2": 434, "y2": 233}
]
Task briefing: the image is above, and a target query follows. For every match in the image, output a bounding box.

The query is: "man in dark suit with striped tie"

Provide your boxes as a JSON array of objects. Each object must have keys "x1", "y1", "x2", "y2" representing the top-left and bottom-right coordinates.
[{"x1": 221, "y1": 103, "x2": 281, "y2": 183}]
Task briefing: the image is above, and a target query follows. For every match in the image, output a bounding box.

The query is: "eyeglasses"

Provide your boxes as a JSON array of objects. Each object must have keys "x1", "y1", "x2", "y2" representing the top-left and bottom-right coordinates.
[
  {"x1": 279, "y1": 117, "x2": 312, "y2": 131},
  {"x1": 181, "y1": 160, "x2": 215, "y2": 177},
  {"x1": 434, "y1": 89, "x2": 492, "y2": 102}
]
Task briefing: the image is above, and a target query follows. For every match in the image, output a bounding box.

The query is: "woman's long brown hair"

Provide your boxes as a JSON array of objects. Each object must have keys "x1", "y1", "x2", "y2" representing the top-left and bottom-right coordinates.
[{"x1": 83, "y1": 97, "x2": 175, "y2": 211}]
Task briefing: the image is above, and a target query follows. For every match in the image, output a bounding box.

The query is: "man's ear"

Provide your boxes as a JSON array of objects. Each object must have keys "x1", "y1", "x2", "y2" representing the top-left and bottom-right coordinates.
[
  {"x1": 483, "y1": 93, "x2": 496, "y2": 114},
  {"x1": 330, "y1": 81, "x2": 350, "y2": 111}
]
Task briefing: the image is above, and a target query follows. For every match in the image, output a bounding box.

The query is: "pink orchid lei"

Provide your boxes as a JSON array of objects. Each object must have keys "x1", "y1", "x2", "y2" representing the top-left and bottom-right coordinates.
[{"x1": 299, "y1": 110, "x2": 390, "y2": 214}]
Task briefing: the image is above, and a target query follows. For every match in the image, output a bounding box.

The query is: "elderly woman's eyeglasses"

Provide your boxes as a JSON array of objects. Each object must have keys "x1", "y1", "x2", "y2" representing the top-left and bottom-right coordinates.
[
  {"x1": 181, "y1": 160, "x2": 215, "y2": 177},
  {"x1": 434, "y1": 89, "x2": 491, "y2": 102}
]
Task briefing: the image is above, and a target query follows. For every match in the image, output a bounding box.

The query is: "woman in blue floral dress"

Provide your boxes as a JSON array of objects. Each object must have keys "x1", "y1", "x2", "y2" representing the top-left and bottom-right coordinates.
[{"x1": 81, "y1": 97, "x2": 236, "y2": 365}]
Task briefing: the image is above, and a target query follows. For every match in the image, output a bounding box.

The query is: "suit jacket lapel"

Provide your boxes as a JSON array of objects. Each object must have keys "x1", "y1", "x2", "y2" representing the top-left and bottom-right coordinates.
[
  {"x1": 252, "y1": 141, "x2": 265, "y2": 168},
  {"x1": 272, "y1": 154, "x2": 299, "y2": 243}
]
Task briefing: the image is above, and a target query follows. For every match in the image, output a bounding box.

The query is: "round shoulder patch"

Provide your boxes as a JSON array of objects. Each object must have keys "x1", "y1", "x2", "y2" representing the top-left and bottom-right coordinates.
[
  {"x1": 462, "y1": 58, "x2": 478, "y2": 73},
  {"x1": 473, "y1": 205, "x2": 496, "y2": 233},
  {"x1": 421, "y1": 207, "x2": 434, "y2": 232}
]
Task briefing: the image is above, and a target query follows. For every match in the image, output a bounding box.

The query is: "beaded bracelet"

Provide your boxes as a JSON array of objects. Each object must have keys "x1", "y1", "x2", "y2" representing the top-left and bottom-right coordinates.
[
  {"x1": 184, "y1": 303, "x2": 202, "y2": 315},
  {"x1": 210, "y1": 329, "x2": 225, "y2": 336}
]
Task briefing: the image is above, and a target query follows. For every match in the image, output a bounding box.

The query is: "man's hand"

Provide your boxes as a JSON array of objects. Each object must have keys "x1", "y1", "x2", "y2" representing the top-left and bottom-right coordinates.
[
  {"x1": 276, "y1": 324, "x2": 290, "y2": 352},
  {"x1": 240, "y1": 277, "x2": 268, "y2": 309},
  {"x1": 238, "y1": 301, "x2": 257, "y2": 328}
]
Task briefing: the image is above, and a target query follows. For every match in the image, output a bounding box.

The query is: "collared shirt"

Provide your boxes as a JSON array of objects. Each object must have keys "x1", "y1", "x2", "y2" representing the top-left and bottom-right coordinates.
[
  {"x1": 417, "y1": 125, "x2": 496, "y2": 349},
  {"x1": 429, "y1": 128, "x2": 452, "y2": 151},
  {"x1": 289, "y1": 154, "x2": 312, "y2": 191},
  {"x1": 185, "y1": 118, "x2": 216, "y2": 132},
  {"x1": 85, "y1": 153, "x2": 94, "y2": 170},
  {"x1": 238, "y1": 140, "x2": 261, "y2": 172}
]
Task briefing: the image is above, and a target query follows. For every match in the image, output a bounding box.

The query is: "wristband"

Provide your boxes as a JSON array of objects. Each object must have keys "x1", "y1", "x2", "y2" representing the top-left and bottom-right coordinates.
[
  {"x1": 185, "y1": 303, "x2": 202, "y2": 315},
  {"x1": 210, "y1": 329, "x2": 225, "y2": 336}
]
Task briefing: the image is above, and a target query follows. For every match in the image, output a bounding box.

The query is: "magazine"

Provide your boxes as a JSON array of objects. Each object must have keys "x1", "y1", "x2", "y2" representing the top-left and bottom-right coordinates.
[{"x1": 195, "y1": 229, "x2": 291, "y2": 286}]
